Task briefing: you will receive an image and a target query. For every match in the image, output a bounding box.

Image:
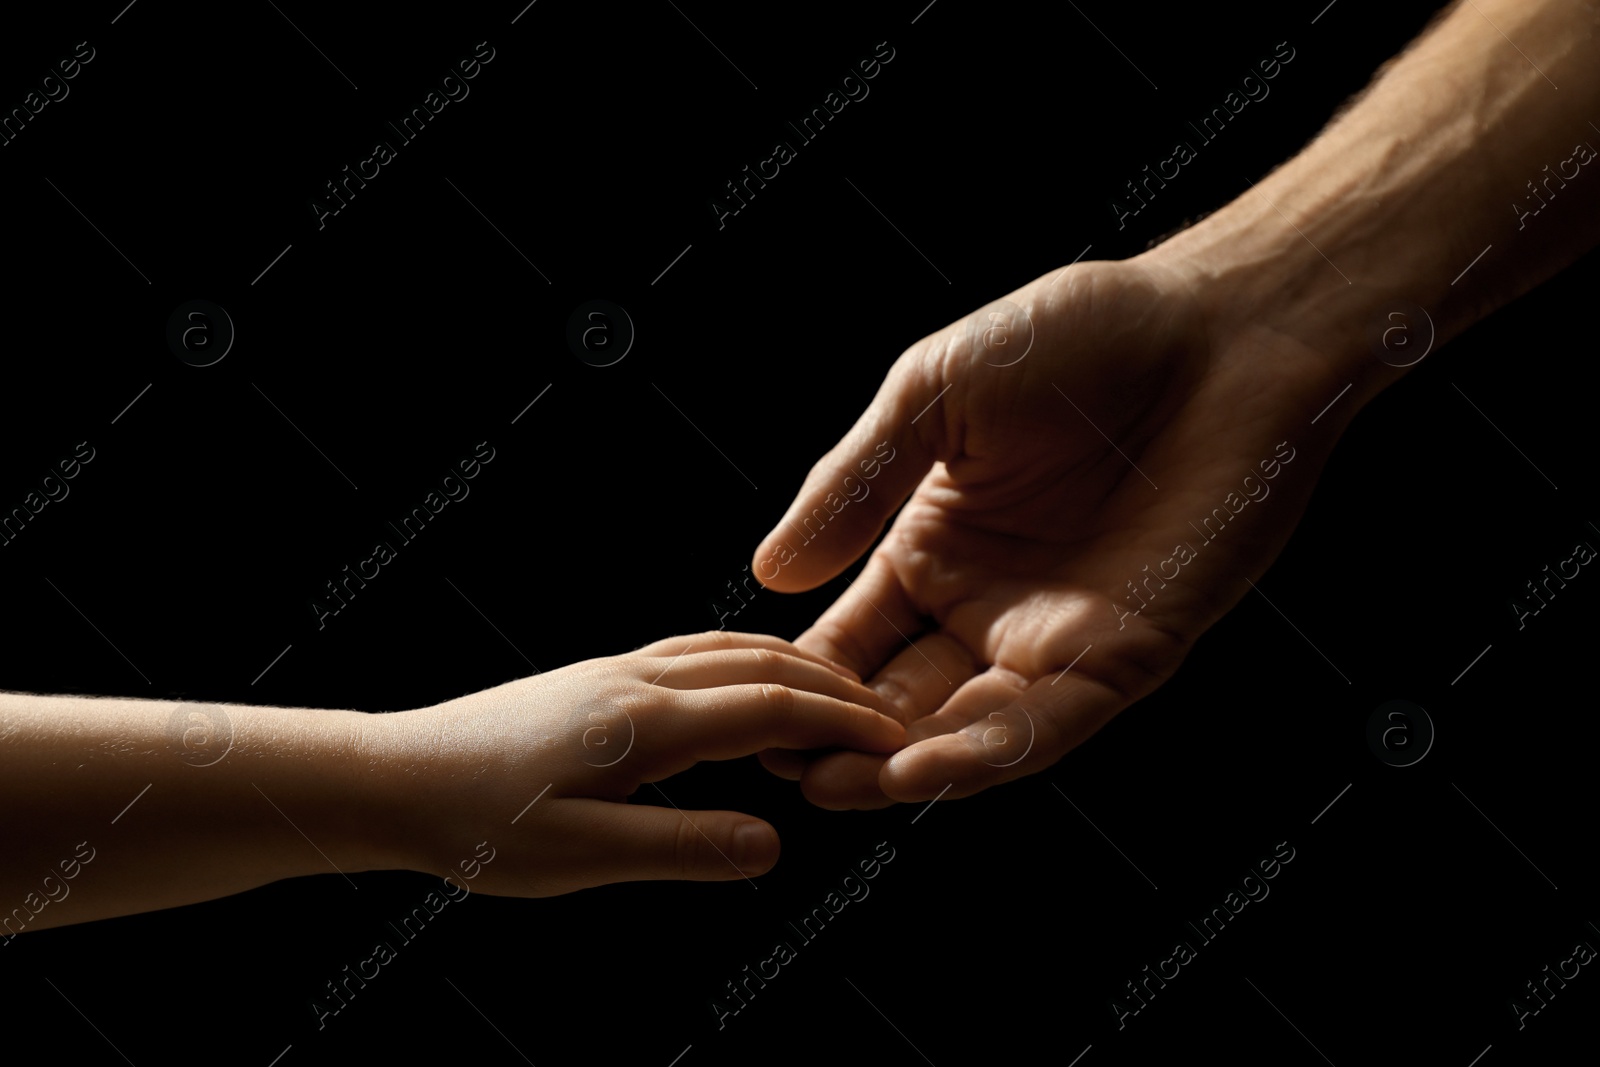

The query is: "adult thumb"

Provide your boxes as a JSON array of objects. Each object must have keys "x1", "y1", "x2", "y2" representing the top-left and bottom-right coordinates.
[{"x1": 752, "y1": 359, "x2": 945, "y2": 593}]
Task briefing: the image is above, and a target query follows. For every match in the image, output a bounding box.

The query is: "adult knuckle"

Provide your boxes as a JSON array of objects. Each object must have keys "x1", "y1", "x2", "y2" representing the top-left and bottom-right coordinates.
[
  {"x1": 810, "y1": 620, "x2": 872, "y2": 675},
  {"x1": 1112, "y1": 616, "x2": 1191, "y2": 702},
  {"x1": 873, "y1": 675, "x2": 917, "y2": 718},
  {"x1": 673, "y1": 816, "x2": 708, "y2": 876}
]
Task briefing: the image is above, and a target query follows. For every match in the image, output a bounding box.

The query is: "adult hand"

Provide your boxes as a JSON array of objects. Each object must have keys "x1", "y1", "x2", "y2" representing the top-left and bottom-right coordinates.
[
  {"x1": 751, "y1": 0, "x2": 1600, "y2": 808},
  {"x1": 751, "y1": 251, "x2": 1350, "y2": 807}
]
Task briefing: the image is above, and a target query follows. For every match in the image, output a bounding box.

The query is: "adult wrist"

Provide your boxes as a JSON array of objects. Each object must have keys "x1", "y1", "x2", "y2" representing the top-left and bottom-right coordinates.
[
  {"x1": 1139, "y1": 0, "x2": 1600, "y2": 426},
  {"x1": 1139, "y1": 178, "x2": 1433, "y2": 423}
]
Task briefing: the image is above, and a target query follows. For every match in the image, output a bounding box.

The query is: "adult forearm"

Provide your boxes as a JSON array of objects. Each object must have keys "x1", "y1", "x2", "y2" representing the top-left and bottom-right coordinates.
[
  {"x1": 0, "y1": 693, "x2": 392, "y2": 934},
  {"x1": 1152, "y1": 0, "x2": 1600, "y2": 406}
]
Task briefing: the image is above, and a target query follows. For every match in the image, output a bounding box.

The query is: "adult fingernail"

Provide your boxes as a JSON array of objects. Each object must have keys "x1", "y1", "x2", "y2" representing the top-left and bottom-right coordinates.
[{"x1": 733, "y1": 822, "x2": 778, "y2": 872}]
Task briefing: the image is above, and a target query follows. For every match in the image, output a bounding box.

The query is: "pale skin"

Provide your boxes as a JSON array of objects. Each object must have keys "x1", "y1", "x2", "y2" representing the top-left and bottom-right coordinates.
[
  {"x1": 0, "y1": 632, "x2": 901, "y2": 933},
  {"x1": 755, "y1": 0, "x2": 1600, "y2": 806},
  {"x1": 5, "y1": 0, "x2": 1597, "y2": 930}
]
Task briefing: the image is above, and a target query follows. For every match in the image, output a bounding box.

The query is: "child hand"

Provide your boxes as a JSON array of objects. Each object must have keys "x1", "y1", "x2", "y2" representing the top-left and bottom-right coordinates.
[{"x1": 362, "y1": 631, "x2": 904, "y2": 896}]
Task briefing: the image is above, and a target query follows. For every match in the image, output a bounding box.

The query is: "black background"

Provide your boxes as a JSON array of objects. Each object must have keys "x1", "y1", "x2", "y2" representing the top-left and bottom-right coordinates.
[{"x1": 2, "y1": 1, "x2": 1596, "y2": 1064}]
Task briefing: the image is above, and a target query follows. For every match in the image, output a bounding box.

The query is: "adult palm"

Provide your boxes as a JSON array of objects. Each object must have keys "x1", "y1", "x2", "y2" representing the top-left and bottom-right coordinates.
[{"x1": 753, "y1": 253, "x2": 1350, "y2": 807}]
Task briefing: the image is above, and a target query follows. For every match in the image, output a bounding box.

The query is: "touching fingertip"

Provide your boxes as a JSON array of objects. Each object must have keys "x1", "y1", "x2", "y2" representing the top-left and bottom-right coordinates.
[
  {"x1": 757, "y1": 748, "x2": 808, "y2": 781},
  {"x1": 880, "y1": 747, "x2": 963, "y2": 803},
  {"x1": 864, "y1": 712, "x2": 908, "y2": 751}
]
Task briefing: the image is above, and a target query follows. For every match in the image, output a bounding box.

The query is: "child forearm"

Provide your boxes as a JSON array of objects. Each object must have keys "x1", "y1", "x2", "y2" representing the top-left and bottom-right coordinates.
[{"x1": 1, "y1": 691, "x2": 388, "y2": 934}]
